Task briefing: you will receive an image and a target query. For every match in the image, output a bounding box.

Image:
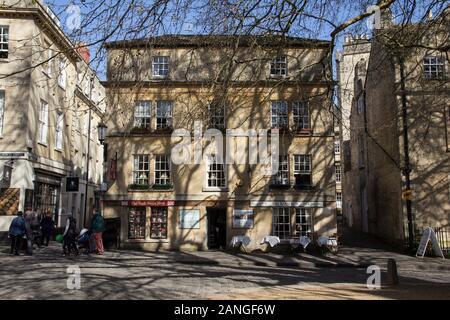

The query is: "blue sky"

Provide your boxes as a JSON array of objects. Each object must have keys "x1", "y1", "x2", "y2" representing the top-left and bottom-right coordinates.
[{"x1": 43, "y1": 0, "x2": 446, "y2": 80}]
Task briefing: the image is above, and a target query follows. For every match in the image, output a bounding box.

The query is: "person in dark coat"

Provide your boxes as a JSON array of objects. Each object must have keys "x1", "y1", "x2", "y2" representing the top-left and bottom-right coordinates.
[
  {"x1": 8, "y1": 211, "x2": 26, "y2": 255},
  {"x1": 62, "y1": 216, "x2": 78, "y2": 256},
  {"x1": 40, "y1": 214, "x2": 55, "y2": 246}
]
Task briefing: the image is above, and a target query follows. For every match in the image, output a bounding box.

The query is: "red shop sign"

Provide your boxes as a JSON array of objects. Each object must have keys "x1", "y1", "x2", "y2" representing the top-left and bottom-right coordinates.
[{"x1": 121, "y1": 200, "x2": 175, "y2": 207}]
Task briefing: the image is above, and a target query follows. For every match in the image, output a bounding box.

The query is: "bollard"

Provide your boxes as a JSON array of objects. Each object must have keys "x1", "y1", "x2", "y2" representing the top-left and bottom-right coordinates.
[{"x1": 387, "y1": 258, "x2": 399, "y2": 286}]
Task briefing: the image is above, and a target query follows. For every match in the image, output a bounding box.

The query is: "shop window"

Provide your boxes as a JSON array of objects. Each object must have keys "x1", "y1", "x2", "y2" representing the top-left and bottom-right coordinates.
[
  {"x1": 150, "y1": 207, "x2": 167, "y2": 239},
  {"x1": 128, "y1": 208, "x2": 146, "y2": 239},
  {"x1": 295, "y1": 208, "x2": 312, "y2": 237},
  {"x1": 272, "y1": 208, "x2": 290, "y2": 240}
]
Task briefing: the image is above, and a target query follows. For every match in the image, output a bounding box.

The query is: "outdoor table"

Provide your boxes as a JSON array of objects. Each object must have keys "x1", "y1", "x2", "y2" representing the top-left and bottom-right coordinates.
[
  {"x1": 230, "y1": 235, "x2": 251, "y2": 247},
  {"x1": 260, "y1": 236, "x2": 281, "y2": 248}
]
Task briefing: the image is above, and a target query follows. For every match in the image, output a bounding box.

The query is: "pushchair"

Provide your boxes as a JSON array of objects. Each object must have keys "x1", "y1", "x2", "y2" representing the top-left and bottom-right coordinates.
[{"x1": 77, "y1": 229, "x2": 96, "y2": 254}]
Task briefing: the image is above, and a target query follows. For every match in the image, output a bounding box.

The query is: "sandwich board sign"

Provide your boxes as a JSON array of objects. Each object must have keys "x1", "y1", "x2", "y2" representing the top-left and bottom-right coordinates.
[{"x1": 415, "y1": 227, "x2": 445, "y2": 259}]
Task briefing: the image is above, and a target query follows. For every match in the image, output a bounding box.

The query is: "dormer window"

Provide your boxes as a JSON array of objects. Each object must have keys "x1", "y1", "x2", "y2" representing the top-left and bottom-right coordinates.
[
  {"x1": 270, "y1": 56, "x2": 288, "y2": 77},
  {"x1": 423, "y1": 56, "x2": 444, "y2": 79},
  {"x1": 152, "y1": 56, "x2": 169, "y2": 78}
]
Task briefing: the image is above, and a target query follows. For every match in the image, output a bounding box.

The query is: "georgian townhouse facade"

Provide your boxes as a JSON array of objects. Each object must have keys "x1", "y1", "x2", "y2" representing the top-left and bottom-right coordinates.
[
  {"x1": 103, "y1": 35, "x2": 337, "y2": 251},
  {"x1": 0, "y1": 0, "x2": 105, "y2": 235}
]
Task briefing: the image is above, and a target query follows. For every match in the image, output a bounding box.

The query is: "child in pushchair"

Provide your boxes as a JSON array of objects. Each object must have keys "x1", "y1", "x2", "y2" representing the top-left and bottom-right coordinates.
[{"x1": 77, "y1": 229, "x2": 96, "y2": 254}]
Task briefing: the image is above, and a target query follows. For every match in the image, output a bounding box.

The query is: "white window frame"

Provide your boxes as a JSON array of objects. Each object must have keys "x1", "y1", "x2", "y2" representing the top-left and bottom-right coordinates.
[
  {"x1": 58, "y1": 58, "x2": 67, "y2": 89},
  {"x1": 152, "y1": 56, "x2": 169, "y2": 78},
  {"x1": 156, "y1": 100, "x2": 173, "y2": 129},
  {"x1": 133, "y1": 101, "x2": 151, "y2": 128},
  {"x1": 38, "y1": 100, "x2": 49, "y2": 145},
  {"x1": 423, "y1": 56, "x2": 444, "y2": 79},
  {"x1": 44, "y1": 41, "x2": 52, "y2": 77},
  {"x1": 271, "y1": 154, "x2": 289, "y2": 186},
  {"x1": 205, "y1": 154, "x2": 227, "y2": 189},
  {"x1": 154, "y1": 154, "x2": 171, "y2": 186},
  {"x1": 0, "y1": 26, "x2": 9, "y2": 59},
  {"x1": 133, "y1": 154, "x2": 150, "y2": 185},
  {"x1": 335, "y1": 165, "x2": 342, "y2": 183},
  {"x1": 270, "y1": 56, "x2": 288, "y2": 77},
  {"x1": 336, "y1": 192, "x2": 342, "y2": 209},
  {"x1": 55, "y1": 112, "x2": 64, "y2": 150},
  {"x1": 292, "y1": 101, "x2": 310, "y2": 131},
  {"x1": 334, "y1": 141, "x2": 341, "y2": 154},
  {"x1": 273, "y1": 208, "x2": 291, "y2": 240},
  {"x1": 208, "y1": 101, "x2": 226, "y2": 130},
  {"x1": 294, "y1": 154, "x2": 312, "y2": 188},
  {"x1": 0, "y1": 91, "x2": 4, "y2": 136},
  {"x1": 271, "y1": 101, "x2": 288, "y2": 129},
  {"x1": 295, "y1": 208, "x2": 313, "y2": 238}
]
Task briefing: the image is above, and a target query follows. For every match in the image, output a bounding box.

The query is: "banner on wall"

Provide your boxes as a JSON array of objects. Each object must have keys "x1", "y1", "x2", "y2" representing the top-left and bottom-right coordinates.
[
  {"x1": 232, "y1": 209, "x2": 254, "y2": 229},
  {"x1": 179, "y1": 209, "x2": 200, "y2": 229}
]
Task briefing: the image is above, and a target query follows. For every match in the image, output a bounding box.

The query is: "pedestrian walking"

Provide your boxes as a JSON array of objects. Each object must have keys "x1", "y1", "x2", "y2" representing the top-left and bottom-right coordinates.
[
  {"x1": 24, "y1": 211, "x2": 34, "y2": 255},
  {"x1": 40, "y1": 213, "x2": 55, "y2": 246},
  {"x1": 8, "y1": 211, "x2": 26, "y2": 255},
  {"x1": 90, "y1": 209, "x2": 105, "y2": 255},
  {"x1": 62, "y1": 215, "x2": 78, "y2": 256}
]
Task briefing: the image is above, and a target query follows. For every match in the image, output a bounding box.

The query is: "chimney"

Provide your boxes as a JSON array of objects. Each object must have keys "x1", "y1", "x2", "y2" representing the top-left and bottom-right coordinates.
[{"x1": 76, "y1": 42, "x2": 90, "y2": 63}]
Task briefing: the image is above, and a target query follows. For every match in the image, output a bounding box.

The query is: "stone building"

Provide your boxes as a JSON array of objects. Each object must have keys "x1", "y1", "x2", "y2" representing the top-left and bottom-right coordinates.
[
  {"x1": 0, "y1": 0, "x2": 105, "y2": 235},
  {"x1": 340, "y1": 8, "x2": 450, "y2": 248},
  {"x1": 335, "y1": 35, "x2": 371, "y2": 224},
  {"x1": 102, "y1": 35, "x2": 337, "y2": 251}
]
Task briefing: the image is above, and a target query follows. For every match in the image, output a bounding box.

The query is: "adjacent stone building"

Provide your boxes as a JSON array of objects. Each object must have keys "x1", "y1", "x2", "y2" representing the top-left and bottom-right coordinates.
[
  {"x1": 0, "y1": 0, "x2": 105, "y2": 235},
  {"x1": 102, "y1": 35, "x2": 337, "y2": 251},
  {"x1": 340, "y1": 8, "x2": 450, "y2": 249}
]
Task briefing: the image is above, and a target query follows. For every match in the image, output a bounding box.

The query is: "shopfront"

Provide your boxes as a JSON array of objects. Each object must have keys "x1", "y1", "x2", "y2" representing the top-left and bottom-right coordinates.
[
  {"x1": 33, "y1": 171, "x2": 62, "y2": 225},
  {"x1": 103, "y1": 199, "x2": 336, "y2": 252}
]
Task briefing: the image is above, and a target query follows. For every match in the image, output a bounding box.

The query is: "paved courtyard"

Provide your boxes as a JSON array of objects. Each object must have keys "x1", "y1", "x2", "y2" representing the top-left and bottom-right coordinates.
[{"x1": 1, "y1": 243, "x2": 449, "y2": 300}]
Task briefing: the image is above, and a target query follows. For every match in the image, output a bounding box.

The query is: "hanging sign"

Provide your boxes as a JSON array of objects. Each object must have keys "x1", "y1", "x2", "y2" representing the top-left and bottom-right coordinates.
[{"x1": 416, "y1": 227, "x2": 445, "y2": 259}]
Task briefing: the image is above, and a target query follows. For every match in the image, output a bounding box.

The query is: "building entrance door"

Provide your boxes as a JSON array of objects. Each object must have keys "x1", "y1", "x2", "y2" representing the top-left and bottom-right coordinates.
[{"x1": 207, "y1": 208, "x2": 227, "y2": 250}]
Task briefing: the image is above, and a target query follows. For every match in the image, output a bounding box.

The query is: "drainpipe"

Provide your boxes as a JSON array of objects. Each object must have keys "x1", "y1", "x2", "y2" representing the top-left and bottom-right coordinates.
[{"x1": 399, "y1": 56, "x2": 414, "y2": 251}]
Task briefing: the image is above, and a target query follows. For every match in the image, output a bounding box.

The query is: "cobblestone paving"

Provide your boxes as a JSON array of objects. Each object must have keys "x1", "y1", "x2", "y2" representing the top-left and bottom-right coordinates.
[{"x1": 0, "y1": 244, "x2": 449, "y2": 300}]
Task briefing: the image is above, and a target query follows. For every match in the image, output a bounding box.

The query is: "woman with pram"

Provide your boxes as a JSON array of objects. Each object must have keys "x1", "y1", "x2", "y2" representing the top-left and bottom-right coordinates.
[
  {"x1": 77, "y1": 228, "x2": 96, "y2": 254},
  {"x1": 62, "y1": 215, "x2": 78, "y2": 256}
]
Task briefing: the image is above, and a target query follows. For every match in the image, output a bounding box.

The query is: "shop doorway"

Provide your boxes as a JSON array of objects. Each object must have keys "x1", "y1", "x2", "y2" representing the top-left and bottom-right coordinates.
[{"x1": 207, "y1": 208, "x2": 227, "y2": 250}]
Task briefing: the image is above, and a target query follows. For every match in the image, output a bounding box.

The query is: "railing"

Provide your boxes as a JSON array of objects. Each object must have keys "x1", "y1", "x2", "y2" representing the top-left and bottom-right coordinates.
[{"x1": 404, "y1": 223, "x2": 450, "y2": 253}]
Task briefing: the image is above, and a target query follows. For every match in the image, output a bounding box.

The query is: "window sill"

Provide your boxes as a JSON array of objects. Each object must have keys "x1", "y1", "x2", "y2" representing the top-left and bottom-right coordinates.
[
  {"x1": 293, "y1": 185, "x2": 315, "y2": 191},
  {"x1": 37, "y1": 141, "x2": 48, "y2": 147},
  {"x1": 58, "y1": 84, "x2": 66, "y2": 91},
  {"x1": 269, "y1": 184, "x2": 291, "y2": 190},
  {"x1": 268, "y1": 75, "x2": 289, "y2": 80},
  {"x1": 42, "y1": 71, "x2": 51, "y2": 78},
  {"x1": 202, "y1": 187, "x2": 229, "y2": 192},
  {"x1": 0, "y1": 58, "x2": 9, "y2": 63},
  {"x1": 54, "y1": 148, "x2": 62, "y2": 153},
  {"x1": 151, "y1": 75, "x2": 169, "y2": 80}
]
